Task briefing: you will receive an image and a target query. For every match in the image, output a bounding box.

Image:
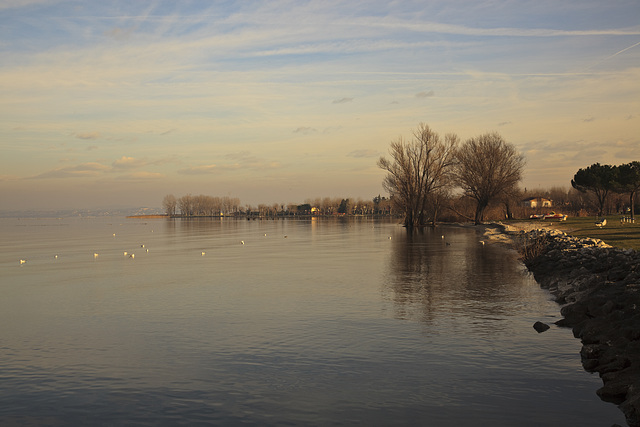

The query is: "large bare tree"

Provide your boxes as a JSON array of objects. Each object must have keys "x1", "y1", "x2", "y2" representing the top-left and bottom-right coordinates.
[
  {"x1": 454, "y1": 132, "x2": 525, "y2": 224},
  {"x1": 378, "y1": 123, "x2": 458, "y2": 228}
]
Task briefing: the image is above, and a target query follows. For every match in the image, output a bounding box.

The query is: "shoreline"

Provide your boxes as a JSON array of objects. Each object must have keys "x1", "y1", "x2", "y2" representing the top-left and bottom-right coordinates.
[{"x1": 483, "y1": 221, "x2": 640, "y2": 427}]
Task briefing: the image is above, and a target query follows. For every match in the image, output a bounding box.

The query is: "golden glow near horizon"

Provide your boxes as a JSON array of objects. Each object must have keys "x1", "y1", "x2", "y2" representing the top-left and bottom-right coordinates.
[{"x1": 1, "y1": 1, "x2": 639, "y2": 210}]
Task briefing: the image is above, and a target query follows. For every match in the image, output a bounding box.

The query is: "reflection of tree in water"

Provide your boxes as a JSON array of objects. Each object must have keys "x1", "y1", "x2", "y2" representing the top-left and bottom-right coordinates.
[{"x1": 383, "y1": 227, "x2": 531, "y2": 326}]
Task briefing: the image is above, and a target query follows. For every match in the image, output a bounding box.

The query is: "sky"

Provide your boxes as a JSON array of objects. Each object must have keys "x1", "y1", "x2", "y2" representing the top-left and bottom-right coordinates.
[{"x1": 1, "y1": 0, "x2": 639, "y2": 210}]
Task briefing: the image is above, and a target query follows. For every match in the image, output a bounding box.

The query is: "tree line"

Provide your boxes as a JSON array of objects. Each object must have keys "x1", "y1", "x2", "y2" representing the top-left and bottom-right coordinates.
[
  {"x1": 161, "y1": 194, "x2": 395, "y2": 217},
  {"x1": 162, "y1": 194, "x2": 242, "y2": 217},
  {"x1": 378, "y1": 123, "x2": 525, "y2": 227}
]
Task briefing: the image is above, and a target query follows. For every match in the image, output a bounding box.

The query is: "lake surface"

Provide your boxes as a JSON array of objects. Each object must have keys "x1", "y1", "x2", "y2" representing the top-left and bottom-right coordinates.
[{"x1": 0, "y1": 216, "x2": 626, "y2": 426}]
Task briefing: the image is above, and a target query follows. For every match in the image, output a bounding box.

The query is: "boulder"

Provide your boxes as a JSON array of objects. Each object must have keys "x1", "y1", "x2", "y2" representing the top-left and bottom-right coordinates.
[{"x1": 533, "y1": 321, "x2": 550, "y2": 333}]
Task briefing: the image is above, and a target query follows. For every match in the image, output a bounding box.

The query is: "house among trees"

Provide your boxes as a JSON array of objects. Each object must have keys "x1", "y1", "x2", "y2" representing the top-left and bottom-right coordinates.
[{"x1": 522, "y1": 196, "x2": 552, "y2": 208}]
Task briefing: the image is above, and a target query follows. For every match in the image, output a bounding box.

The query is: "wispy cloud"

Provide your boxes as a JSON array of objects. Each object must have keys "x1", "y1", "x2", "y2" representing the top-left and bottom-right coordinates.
[
  {"x1": 178, "y1": 150, "x2": 281, "y2": 175},
  {"x1": 415, "y1": 91, "x2": 434, "y2": 98},
  {"x1": 0, "y1": 174, "x2": 21, "y2": 182},
  {"x1": 112, "y1": 156, "x2": 145, "y2": 169},
  {"x1": 31, "y1": 162, "x2": 111, "y2": 179},
  {"x1": 117, "y1": 171, "x2": 164, "y2": 180},
  {"x1": 332, "y1": 97, "x2": 353, "y2": 104},
  {"x1": 585, "y1": 40, "x2": 640, "y2": 70},
  {"x1": 224, "y1": 151, "x2": 254, "y2": 162},
  {"x1": 29, "y1": 156, "x2": 159, "y2": 179},
  {"x1": 0, "y1": 0, "x2": 53, "y2": 11},
  {"x1": 104, "y1": 27, "x2": 136, "y2": 41},
  {"x1": 293, "y1": 127, "x2": 317, "y2": 134},
  {"x1": 370, "y1": 18, "x2": 640, "y2": 38},
  {"x1": 347, "y1": 149, "x2": 380, "y2": 158},
  {"x1": 226, "y1": 151, "x2": 281, "y2": 170},
  {"x1": 75, "y1": 132, "x2": 100, "y2": 140},
  {"x1": 178, "y1": 164, "x2": 219, "y2": 175}
]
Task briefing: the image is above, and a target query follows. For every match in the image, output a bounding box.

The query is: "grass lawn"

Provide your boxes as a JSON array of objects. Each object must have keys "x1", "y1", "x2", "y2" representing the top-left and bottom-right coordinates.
[{"x1": 520, "y1": 215, "x2": 640, "y2": 251}]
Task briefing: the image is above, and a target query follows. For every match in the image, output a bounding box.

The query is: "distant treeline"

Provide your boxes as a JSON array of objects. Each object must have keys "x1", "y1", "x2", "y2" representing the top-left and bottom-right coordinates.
[
  {"x1": 161, "y1": 185, "x2": 638, "y2": 222},
  {"x1": 162, "y1": 194, "x2": 396, "y2": 217},
  {"x1": 162, "y1": 194, "x2": 241, "y2": 217}
]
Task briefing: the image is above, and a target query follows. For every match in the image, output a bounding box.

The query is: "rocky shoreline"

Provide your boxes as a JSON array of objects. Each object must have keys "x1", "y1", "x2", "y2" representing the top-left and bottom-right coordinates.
[{"x1": 486, "y1": 223, "x2": 640, "y2": 427}]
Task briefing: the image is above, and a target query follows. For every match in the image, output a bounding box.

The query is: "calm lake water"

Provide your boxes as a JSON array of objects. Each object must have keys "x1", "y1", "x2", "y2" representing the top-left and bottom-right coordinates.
[{"x1": 0, "y1": 216, "x2": 626, "y2": 426}]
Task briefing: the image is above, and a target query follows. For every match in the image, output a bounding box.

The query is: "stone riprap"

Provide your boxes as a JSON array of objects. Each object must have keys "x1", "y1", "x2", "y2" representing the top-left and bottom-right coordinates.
[{"x1": 497, "y1": 226, "x2": 640, "y2": 427}]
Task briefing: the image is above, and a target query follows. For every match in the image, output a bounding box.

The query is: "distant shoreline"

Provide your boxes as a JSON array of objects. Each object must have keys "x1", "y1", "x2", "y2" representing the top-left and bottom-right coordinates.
[{"x1": 127, "y1": 214, "x2": 401, "y2": 220}]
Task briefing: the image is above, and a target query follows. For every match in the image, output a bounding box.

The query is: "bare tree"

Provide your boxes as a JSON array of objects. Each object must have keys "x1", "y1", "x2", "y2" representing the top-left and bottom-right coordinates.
[
  {"x1": 162, "y1": 194, "x2": 177, "y2": 217},
  {"x1": 378, "y1": 123, "x2": 458, "y2": 228},
  {"x1": 178, "y1": 194, "x2": 193, "y2": 217},
  {"x1": 454, "y1": 132, "x2": 525, "y2": 224}
]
